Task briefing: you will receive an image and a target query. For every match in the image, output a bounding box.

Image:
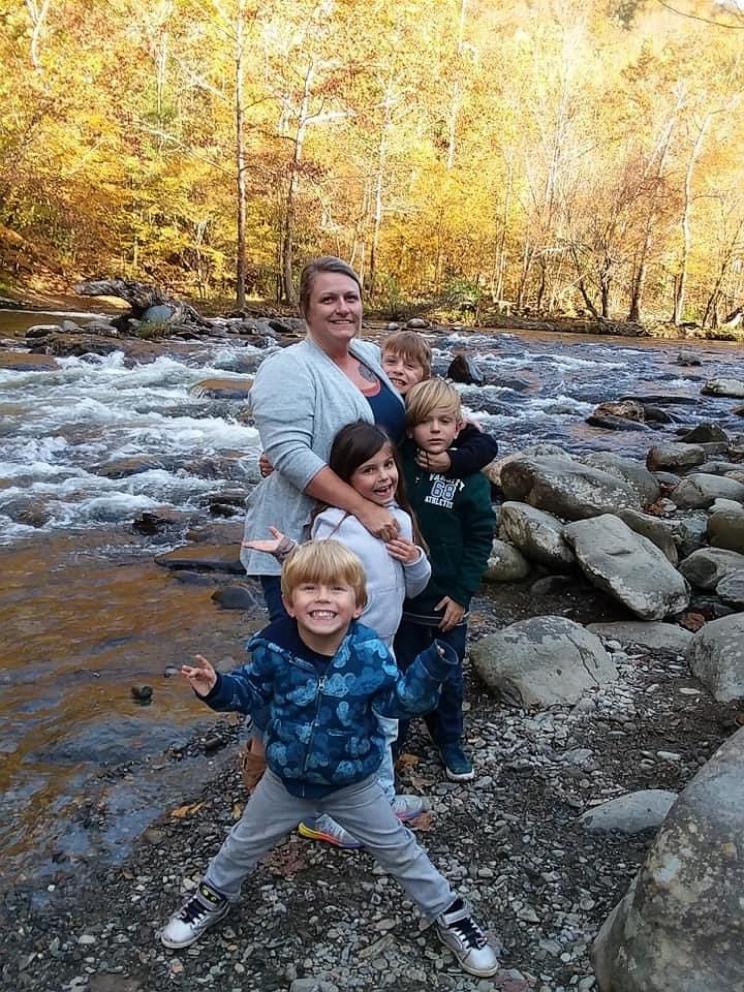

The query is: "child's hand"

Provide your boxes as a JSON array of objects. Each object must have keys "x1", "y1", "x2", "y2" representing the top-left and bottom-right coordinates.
[
  {"x1": 434, "y1": 596, "x2": 465, "y2": 632},
  {"x1": 181, "y1": 654, "x2": 218, "y2": 697},
  {"x1": 385, "y1": 537, "x2": 422, "y2": 564},
  {"x1": 258, "y1": 452, "x2": 274, "y2": 477},
  {"x1": 415, "y1": 449, "x2": 451, "y2": 473},
  {"x1": 242, "y1": 526, "x2": 287, "y2": 553}
]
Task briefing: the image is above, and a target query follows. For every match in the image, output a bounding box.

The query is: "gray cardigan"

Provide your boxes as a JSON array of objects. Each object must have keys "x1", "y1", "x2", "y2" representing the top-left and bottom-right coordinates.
[{"x1": 240, "y1": 336, "x2": 403, "y2": 577}]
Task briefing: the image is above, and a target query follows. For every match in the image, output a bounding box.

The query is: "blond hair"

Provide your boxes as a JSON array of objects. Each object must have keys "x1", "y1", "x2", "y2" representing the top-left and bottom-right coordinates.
[
  {"x1": 281, "y1": 539, "x2": 367, "y2": 608},
  {"x1": 382, "y1": 330, "x2": 432, "y2": 378},
  {"x1": 405, "y1": 378, "x2": 462, "y2": 428}
]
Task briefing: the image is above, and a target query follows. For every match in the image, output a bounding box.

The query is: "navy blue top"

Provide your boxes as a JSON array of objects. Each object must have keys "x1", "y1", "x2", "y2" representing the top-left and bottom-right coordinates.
[{"x1": 366, "y1": 379, "x2": 405, "y2": 444}]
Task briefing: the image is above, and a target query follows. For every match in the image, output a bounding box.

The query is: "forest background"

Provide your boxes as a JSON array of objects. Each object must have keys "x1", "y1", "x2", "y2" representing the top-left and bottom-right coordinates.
[{"x1": 1, "y1": 0, "x2": 744, "y2": 329}]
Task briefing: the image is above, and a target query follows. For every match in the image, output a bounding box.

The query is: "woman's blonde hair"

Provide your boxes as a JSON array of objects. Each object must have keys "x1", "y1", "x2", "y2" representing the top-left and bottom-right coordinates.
[
  {"x1": 281, "y1": 539, "x2": 368, "y2": 608},
  {"x1": 405, "y1": 378, "x2": 462, "y2": 428}
]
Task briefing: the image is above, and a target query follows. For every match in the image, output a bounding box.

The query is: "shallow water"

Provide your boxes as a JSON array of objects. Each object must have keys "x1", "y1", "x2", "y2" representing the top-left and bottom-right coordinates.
[{"x1": 1, "y1": 311, "x2": 742, "y2": 889}]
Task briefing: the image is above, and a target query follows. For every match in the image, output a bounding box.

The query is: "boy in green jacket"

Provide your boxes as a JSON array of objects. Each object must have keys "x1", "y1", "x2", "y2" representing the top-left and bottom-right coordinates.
[{"x1": 395, "y1": 378, "x2": 495, "y2": 781}]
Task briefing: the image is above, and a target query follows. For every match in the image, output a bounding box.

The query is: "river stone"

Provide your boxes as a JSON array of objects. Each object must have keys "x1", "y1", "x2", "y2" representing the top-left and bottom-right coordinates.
[
  {"x1": 686, "y1": 614, "x2": 744, "y2": 702},
  {"x1": 716, "y1": 571, "x2": 744, "y2": 609},
  {"x1": 470, "y1": 616, "x2": 617, "y2": 707},
  {"x1": 670, "y1": 473, "x2": 744, "y2": 509},
  {"x1": 482, "y1": 443, "x2": 569, "y2": 488},
  {"x1": 500, "y1": 456, "x2": 639, "y2": 521},
  {"x1": 483, "y1": 539, "x2": 531, "y2": 582},
  {"x1": 498, "y1": 502, "x2": 574, "y2": 569},
  {"x1": 697, "y1": 460, "x2": 742, "y2": 475},
  {"x1": 680, "y1": 422, "x2": 729, "y2": 444},
  {"x1": 708, "y1": 507, "x2": 744, "y2": 553},
  {"x1": 0, "y1": 350, "x2": 60, "y2": 371},
  {"x1": 563, "y1": 515, "x2": 690, "y2": 620},
  {"x1": 678, "y1": 547, "x2": 744, "y2": 590},
  {"x1": 586, "y1": 621, "x2": 692, "y2": 653},
  {"x1": 189, "y1": 377, "x2": 253, "y2": 400},
  {"x1": 447, "y1": 354, "x2": 484, "y2": 385},
  {"x1": 154, "y1": 544, "x2": 243, "y2": 574},
  {"x1": 593, "y1": 727, "x2": 744, "y2": 992},
  {"x1": 94, "y1": 455, "x2": 173, "y2": 479},
  {"x1": 580, "y1": 790, "x2": 677, "y2": 834},
  {"x1": 646, "y1": 442, "x2": 705, "y2": 472},
  {"x1": 614, "y1": 508, "x2": 678, "y2": 564},
  {"x1": 581, "y1": 452, "x2": 660, "y2": 506},
  {"x1": 701, "y1": 376, "x2": 744, "y2": 399},
  {"x1": 670, "y1": 511, "x2": 708, "y2": 558}
]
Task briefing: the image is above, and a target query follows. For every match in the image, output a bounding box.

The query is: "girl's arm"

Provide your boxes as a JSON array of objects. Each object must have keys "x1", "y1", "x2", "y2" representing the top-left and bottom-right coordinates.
[{"x1": 242, "y1": 526, "x2": 297, "y2": 561}]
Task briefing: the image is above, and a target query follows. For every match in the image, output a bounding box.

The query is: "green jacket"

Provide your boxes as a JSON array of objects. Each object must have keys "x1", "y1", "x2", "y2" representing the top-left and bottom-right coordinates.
[{"x1": 401, "y1": 441, "x2": 494, "y2": 619}]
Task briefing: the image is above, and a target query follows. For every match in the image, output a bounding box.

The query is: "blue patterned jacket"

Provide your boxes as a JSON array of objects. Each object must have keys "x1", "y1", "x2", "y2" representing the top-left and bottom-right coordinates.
[{"x1": 202, "y1": 617, "x2": 456, "y2": 794}]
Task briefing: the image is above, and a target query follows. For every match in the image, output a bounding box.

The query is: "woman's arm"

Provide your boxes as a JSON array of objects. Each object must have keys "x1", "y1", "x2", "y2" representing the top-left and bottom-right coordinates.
[{"x1": 305, "y1": 467, "x2": 400, "y2": 541}]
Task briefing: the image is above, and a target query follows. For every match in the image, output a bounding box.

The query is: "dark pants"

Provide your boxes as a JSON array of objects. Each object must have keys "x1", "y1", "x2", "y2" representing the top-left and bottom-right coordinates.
[
  {"x1": 394, "y1": 619, "x2": 467, "y2": 753},
  {"x1": 260, "y1": 575, "x2": 289, "y2": 623}
]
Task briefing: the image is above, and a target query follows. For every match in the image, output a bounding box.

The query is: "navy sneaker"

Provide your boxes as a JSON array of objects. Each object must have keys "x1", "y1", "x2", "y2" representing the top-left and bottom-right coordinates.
[{"x1": 440, "y1": 743, "x2": 474, "y2": 781}]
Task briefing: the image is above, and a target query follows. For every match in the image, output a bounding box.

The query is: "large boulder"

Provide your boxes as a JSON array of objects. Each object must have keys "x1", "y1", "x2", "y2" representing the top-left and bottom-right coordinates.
[
  {"x1": 708, "y1": 507, "x2": 744, "y2": 553},
  {"x1": 586, "y1": 621, "x2": 692, "y2": 653},
  {"x1": 686, "y1": 613, "x2": 744, "y2": 702},
  {"x1": 563, "y1": 515, "x2": 690, "y2": 620},
  {"x1": 615, "y1": 507, "x2": 678, "y2": 565},
  {"x1": 482, "y1": 443, "x2": 568, "y2": 488},
  {"x1": 669, "y1": 473, "x2": 744, "y2": 510},
  {"x1": 592, "y1": 727, "x2": 744, "y2": 992},
  {"x1": 470, "y1": 616, "x2": 617, "y2": 707},
  {"x1": 646, "y1": 442, "x2": 705, "y2": 472},
  {"x1": 498, "y1": 501, "x2": 574, "y2": 569},
  {"x1": 701, "y1": 376, "x2": 744, "y2": 398},
  {"x1": 582, "y1": 452, "x2": 660, "y2": 506},
  {"x1": 678, "y1": 547, "x2": 744, "y2": 589},
  {"x1": 500, "y1": 456, "x2": 639, "y2": 521}
]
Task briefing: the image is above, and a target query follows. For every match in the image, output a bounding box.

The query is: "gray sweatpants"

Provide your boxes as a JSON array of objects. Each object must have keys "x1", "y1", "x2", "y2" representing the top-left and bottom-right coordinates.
[{"x1": 205, "y1": 769, "x2": 455, "y2": 923}]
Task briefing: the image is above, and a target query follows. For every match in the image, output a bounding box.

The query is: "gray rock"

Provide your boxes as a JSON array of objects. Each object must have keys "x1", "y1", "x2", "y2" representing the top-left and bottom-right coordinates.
[
  {"x1": 680, "y1": 423, "x2": 729, "y2": 444},
  {"x1": 500, "y1": 456, "x2": 639, "y2": 521},
  {"x1": 701, "y1": 376, "x2": 744, "y2": 399},
  {"x1": 481, "y1": 444, "x2": 568, "y2": 488},
  {"x1": 189, "y1": 377, "x2": 253, "y2": 400},
  {"x1": 483, "y1": 539, "x2": 531, "y2": 582},
  {"x1": 697, "y1": 461, "x2": 742, "y2": 475},
  {"x1": 592, "y1": 728, "x2": 744, "y2": 991},
  {"x1": 470, "y1": 615, "x2": 617, "y2": 707},
  {"x1": 646, "y1": 443, "x2": 705, "y2": 472},
  {"x1": 498, "y1": 501, "x2": 574, "y2": 569},
  {"x1": 670, "y1": 511, "x2": 709, "y2": 558},
  {"x1": 708, "y1": 507, "x2": 744, "y2": 554},
  {"x1": 678, "y1": 547, "x2": 744, "y2": 589},
  {"x1": 586, "y1": 621, "x2": 692, "y2": 653},
  {"x1": 670, "y1": 473, "x2": 744, "y2": 509},
  {"x1": 676, "y1": 350, "x2": 701, "y2": 366},
  {"x1": 580, "y1": 790, "x2": 677, "y2": 834},
  {"x1": 563, "y1": 515, "x2": 690, "y2": 620},
  {"x1": 615, "y1": 508, "x2": 678, "y2": 564},
  {"x1": 686, "y1": 613, "x2": 744, "y2": 702},
  {"x1": 717, "y1": 571, "x2": 744, "y2": 609},
  {"x1": 581, "y1": 452, "x2": 660, "y2": 506}
]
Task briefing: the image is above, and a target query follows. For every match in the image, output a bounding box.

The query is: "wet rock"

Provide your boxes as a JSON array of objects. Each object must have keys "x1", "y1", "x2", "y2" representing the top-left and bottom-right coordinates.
[
  {"x1": 483, "y1": 539, "x2": 531, "y2": 582},
  {"x1": 132, "y1": 507, "x2": 190, "y2": 533},
  {"x1": 680, "y1": 423, "x2": 729, "y2": 444},
  {"x1": 501, "y1": 456, "x2": 639, "y2": 521},
  {"x1": 498, "y1": 501, "x2": 574, "y2": 569},
  {"x1": 154, "y1": 544, "x2": 244, "y2": 574},
  {"x1": 701, "y1": 376, "x2": 744, "y2": 399},
  {"x1": 646, "y1": 443, "x2": 705, "y2": 472},
  {"x1": 716, "y1": 571, "x2": 744, "y2": 609},
  {"x1": 563, "y1": 515, "x2": 690, "y2": 620},
  {"x1": 581, "y1": 452, "x2": 660, "y2": 506},
  {"x1": 586, "y1": 621, "x2": 692, "y2": 653},
  {"x1": 446, "y1": 353, "x2": 484, "y2": 385},
  {"x1": 621, "y1": 391, "x2": 699, "y2": 406},
  {"x1": 676, "y1": 350, "x2": 701, "y2": 366},
  {"x1": 405, "y1": 317, "x2": 430, "y2": 329},
  {"x1": 471, "y1": 615, "x2": 617, "y2": 707},
  {"x1": 130, "y1": 685, "x2": 153, "y2": 703},
  {"x1": 579, "y1": 790, "x2": 677, "y2": 834},
  {"x1": 678, "y1": 547, "x2": 744, "y2": 589},
  {"x1": 686, "y1": 614, "x2": 744, "y2": 702},
  {"x1": 0, "y1": 350, "x2": 60, "y2": 371},
  {"x1": 211, "y1": 585, "x2": 261, "y2": 611},
  {"x1": 187, "y1": 520, "x2": 244, "y2": 544},
  {"x1": 586, "y1": 399, "x2": 647, "y2": 431},
  {"x1": 593, "y1": 728, "x2": 744, "y2": 992},
  {"x1": 670, "y1": 473, "x2": 744, "y2": 510},
  {"x1": 94, "y1": 455, "x2": 174, "y2": 479},
  {"x1": 697, "y1": 460, "x2": 742, "y2": 475},
  {"x1": 708, "y1": 507, "x2": 744, "y2": 553},
  {"x1": 614, "y1": 508, "x2": 678, "y2": 565},
  {"x1": 189, "y1": 377, "x2": 253, "y2": 400}
]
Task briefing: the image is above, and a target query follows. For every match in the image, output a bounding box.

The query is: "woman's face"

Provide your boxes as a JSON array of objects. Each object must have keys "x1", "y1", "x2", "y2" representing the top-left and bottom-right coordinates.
[{"x1": 305, "y1": 272, "x2": 362, "y2": 353}]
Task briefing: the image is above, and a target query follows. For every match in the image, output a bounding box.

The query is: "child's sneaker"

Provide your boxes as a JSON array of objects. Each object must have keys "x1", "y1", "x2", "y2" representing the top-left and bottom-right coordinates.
[
  {"x1": 435, "y1": 897, "x2": 499, "y2": 977},
  {"x1": 391, "y1": 794, "x2": 428, "y2": 822},
  {"x1": 440, "y1": 743, "x2": 474, "y2": 781},
  {"x1": 298, "y1": 814, "x2": 363, "y2": 849},
  {"x1": 160, "y1": 882, "x2": 230, "y2": 949}
]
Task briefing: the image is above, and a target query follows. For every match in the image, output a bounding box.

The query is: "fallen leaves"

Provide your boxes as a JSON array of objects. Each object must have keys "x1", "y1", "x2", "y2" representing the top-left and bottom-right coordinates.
[{"x1": 168, "y1": 801, "x2": 204, "y2": 819}]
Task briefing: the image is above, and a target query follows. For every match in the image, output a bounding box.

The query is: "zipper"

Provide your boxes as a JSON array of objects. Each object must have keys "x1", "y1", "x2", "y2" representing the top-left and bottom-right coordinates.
[{"x1": 302, "y1": 673, "x2": 326, "y2": 774}]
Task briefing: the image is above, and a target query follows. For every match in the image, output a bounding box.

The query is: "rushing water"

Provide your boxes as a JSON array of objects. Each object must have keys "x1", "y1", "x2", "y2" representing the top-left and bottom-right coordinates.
[{"x1": 1, "y1": 310, "x2": 742, "y2": 892}]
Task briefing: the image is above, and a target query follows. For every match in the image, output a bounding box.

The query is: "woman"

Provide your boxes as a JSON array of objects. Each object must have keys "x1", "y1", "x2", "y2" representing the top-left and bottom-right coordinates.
[{"x1": 241, "y1": 256, "x2": 405, "y2": 619}]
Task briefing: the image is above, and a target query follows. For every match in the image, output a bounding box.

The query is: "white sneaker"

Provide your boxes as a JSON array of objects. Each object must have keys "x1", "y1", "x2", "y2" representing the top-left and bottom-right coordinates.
[
  {"x1": 435, "y1": 898, "x2": 500, "y2": 977},
  {"x1": 391, "y1": 794, "x2": 428, "y2": 822},
  {"x1": 298, "y1": 813, "x2": 362, "y2": 849},
  {"x1": 160, "y1": 882, "x2": 230, "y2": 949}
]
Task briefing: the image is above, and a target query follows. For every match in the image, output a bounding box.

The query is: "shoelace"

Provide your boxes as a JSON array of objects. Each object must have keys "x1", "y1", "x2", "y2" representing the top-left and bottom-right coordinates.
[
  {"x1": 448, "y1": 914, "x2": 487, "y2": 949},
  {"x1": 179, "y1": 895, "x2": 216, "y2": 924}
]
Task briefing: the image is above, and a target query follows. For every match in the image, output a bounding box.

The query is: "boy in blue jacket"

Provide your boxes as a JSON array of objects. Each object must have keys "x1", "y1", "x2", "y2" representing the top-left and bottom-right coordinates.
[{"x1": 160, "y1": 539, "x2": 499, "y2": 979}]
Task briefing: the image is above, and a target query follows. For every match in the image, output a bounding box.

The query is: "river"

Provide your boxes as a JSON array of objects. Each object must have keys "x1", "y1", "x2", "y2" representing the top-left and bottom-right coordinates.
[{"x1": 1, "y1": 308, "x2": 742, "y2": 895}]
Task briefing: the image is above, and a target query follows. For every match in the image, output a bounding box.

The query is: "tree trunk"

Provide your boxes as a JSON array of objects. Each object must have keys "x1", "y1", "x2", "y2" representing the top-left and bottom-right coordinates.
[
  {"x1": 235, "y1": 0, "x2": 247, "y2": 309},
  {"x1": 25, "y1": 0, "x2": 52, "y2": 71},
  {"x1": 281, "y1": 62, "x2": 314, "y2": 304},
  {"x1": 672, "y1": 112, "x2": 712, "y2": 324}
]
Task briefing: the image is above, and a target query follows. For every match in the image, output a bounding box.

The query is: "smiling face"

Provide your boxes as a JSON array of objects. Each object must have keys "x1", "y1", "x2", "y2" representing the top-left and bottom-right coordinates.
[
  {"x1": 283, "y1": 580, "x2": 363, "y2": 654},
  {"x1": 349, "y1": 442, "x2": 399, "y2": 506},
  {"x1": 381, "y1": 349, "x2": 426, "y2": 396},
  {"x1": 409, "y1": 406, "x2": 461, "y2": 455},
  {"x1": 304, "y1": 272, "x2": 363, "y2": 355}
]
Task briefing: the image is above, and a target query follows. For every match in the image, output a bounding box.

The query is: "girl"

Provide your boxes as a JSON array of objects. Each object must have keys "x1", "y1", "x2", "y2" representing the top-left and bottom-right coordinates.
[{"x1": 244, "y1": 421, "x2": 431, "y2": 847}]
